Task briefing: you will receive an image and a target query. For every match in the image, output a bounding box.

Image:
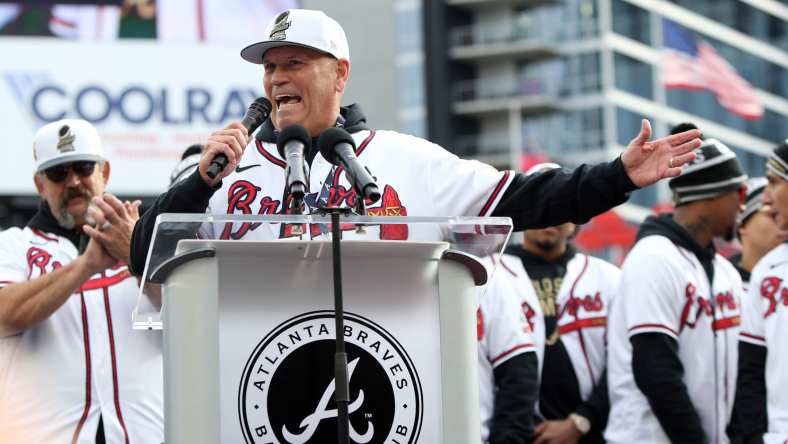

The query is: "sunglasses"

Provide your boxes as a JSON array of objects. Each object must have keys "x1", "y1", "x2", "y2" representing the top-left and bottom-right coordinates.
[{"x1": 43, "y1": 161, "x2": 97, "y2": 183}]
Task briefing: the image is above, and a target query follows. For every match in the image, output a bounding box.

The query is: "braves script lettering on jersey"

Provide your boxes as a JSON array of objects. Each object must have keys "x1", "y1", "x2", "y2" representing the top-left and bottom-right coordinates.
[
  {"x1": 0, "y1": 227, "x2": 163, "y2": 443},
  {"x1": 498, "y1": 249, "x2": 618, "y2": 433},
  {"x1": 476, "y1": 269, "x2": 535, "y2": 443},
  {"x1": 606, "y1": 234, "x2": 742, "y2": 444},
  {"x1": 205, "y1": 129, "x2": 514, "y2": 241},
  {"x1": 740, "y1": 243, "x2": 788, "y2": 443}
]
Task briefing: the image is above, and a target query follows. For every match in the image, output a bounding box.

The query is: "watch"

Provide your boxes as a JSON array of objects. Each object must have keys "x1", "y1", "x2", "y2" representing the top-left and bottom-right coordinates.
[{"x1": 569, "y1": 413, "x2": 591, "y2": 435}]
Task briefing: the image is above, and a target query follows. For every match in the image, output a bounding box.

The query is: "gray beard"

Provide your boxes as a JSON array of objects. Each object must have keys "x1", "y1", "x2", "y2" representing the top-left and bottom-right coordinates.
[{"x1": 53, "y1": 207, "x2": 77, "y2": 230}]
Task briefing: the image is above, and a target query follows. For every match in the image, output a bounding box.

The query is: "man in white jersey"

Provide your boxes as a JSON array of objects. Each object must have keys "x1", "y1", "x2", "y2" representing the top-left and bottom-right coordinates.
[
  {"x1": 495, "y1": 164, "x2": 620, "y2": 444},
  {"x1": 607, "y1": 124, "x2": 747, "y2": 444},
  {"x1": 477, "y1": 267, "x2": 539, "y2": 443},
  {"x1": 729, "y1": 177, "x2": 782, "y2": 294},
  {"x1": 128, "y1": 7, "x2": 702, "y2": 274},
  {"x1": 0, "y1": 119, "x2": 162, "y2": 443},
  {"x1": 736, "y1": 140, "x2": 788, "y2": 444}
]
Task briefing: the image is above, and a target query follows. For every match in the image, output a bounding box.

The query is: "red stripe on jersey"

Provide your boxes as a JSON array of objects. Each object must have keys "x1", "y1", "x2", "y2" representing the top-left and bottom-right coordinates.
[
  {"x1": 740, "y1": 331, "x2": 766, "y2": 342},
  {"x1": 71, "y1": 293, "x2": 92, "y2": 444},
  {"x1": 256, "y1": 139, "x2": 286, "y2": 169},
  {"x1": 478, "y1": 171, "x2": 511, "y2": 217},
  {"x1": 629, "y1": 323, "x2": 679, "y2": 337},
  {"x1": 196, "y1": 0, "x2": 206, "y2": 41},
  {"x1": 558, "y1": 316, "x2": 607, "y2": 335},
  {"x1": 713, "y1": 315, "x2": 740, "y2": 331},
  {"x1": 499, "y1": 259, "x2": 518, "y2": 278},
  {"x1": 333, "y1": 130, "x2": 377, "y2": 182},
  {"x1": 102, "y1": 276, "x2": 130, "y2": 444},
  {"x1": 491, "y1": 343, "x2": 534, "y2": 365},
  {"x1": 50, "y1": 15, "x2": 77, "y2": 29},
  {"x1": 568, "y1": 256, "x2": 596, "y2": 382},
  {"x1": 31, "y1": 228, "x2": 58, "y2": 242},
  {"x1": 77, "y1": 269, "x2": 131, "y2": 292}
]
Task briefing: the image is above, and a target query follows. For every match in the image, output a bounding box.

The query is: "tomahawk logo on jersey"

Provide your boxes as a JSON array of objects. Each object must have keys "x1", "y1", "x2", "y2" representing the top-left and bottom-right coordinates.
[
  {"x1": 740, "y1": 243, "x2": 788, "y2": 443},
  {"x1": 207, "y1": 129, "x2": 514, "y2": 241}
]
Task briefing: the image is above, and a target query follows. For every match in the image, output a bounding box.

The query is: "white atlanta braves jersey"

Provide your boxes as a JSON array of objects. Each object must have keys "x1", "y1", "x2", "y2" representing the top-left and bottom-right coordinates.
[
  {"x1": 476, "y1": 269, "x2": 536, "y2": 443},
  {"x1": 491, "y1": 255, "x2": 545, "y2": 376},
  {"x1": 606, "y1": 235, "x2": 742, "y2": 444},
  {"x1": 740, "y1": 243, "x2": 788, "y2": 444},
  {"x1": 497, "y1": 251, "x2": 618, "y2": 413},
  {"x1": 0, "y1": 227, "x2": 163, "y2": 444},
  {"x1": 206, "y1": 130, "x2": 514, "y2": 241}
]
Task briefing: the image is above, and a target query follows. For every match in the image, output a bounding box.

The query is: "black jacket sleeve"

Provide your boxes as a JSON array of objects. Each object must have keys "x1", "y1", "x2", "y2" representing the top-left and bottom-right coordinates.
[
  {"x1": 631, "y1": 332, "x2": 707, "y2": 444},
  {"x1": 489, "y1": 352, "x2": 539, "y2": 444},
  {"x1": 575, "y1": 368, "x2": 610, "y2": 434},
  {"x1": 129, "y1": 171, "x2": 219, "y2": 276},
  {"x1": 491, "y1": 157, "x2": 637, "y2": 231},
  {"x1": 728, "y1": 341, "x2": 767, "y2": 444}
]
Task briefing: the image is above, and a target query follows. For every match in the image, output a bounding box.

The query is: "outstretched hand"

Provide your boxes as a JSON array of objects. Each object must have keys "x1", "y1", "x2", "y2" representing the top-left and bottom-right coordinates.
[{"x1": 621, "y1": 119, "x2": 702, "y2": 188}]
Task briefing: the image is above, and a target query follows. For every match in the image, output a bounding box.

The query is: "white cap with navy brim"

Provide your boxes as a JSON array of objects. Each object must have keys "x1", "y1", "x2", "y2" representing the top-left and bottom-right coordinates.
[{"x1": 240, "y1": 9, "x2": 350, "y2": 64}]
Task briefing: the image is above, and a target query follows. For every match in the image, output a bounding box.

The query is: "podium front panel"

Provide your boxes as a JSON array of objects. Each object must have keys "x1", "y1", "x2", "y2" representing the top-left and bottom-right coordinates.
[{"x1": 167, "y1": 240, "x2": 447, "y2": 443}]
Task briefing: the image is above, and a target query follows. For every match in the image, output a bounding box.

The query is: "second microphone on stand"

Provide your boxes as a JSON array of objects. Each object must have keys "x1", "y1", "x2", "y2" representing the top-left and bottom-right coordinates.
[{"x1": 318, "y1": 127, "x2": 381, "y2": 204}]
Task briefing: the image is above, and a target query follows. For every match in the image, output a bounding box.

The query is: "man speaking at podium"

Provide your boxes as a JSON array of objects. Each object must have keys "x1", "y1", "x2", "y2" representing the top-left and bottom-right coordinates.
[{"x1": 129, "y1": 8, "x2": 701, "y2": 275}]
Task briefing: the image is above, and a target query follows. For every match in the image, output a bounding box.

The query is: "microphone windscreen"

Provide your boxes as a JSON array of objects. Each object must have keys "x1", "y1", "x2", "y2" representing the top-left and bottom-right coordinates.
[
  {"x1": 276, "y1": 124, "x2": 311, "y2": 158},
  {"x1": 317, "y1": 127, "x2": 355, "y2": 165},
  {"x1": 250, "y1": 96, "x2": 272, "y2": 116}
]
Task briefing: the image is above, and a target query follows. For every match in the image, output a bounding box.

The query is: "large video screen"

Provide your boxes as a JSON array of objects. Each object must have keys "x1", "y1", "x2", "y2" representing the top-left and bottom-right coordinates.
[{"x1": 1, "y1": 0, "x2": 296, "y2": 196}]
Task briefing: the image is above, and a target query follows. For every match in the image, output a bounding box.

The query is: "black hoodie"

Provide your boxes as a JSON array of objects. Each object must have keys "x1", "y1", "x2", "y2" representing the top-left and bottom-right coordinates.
[
  {"x1": 505, "y1": 244, "x2": 609, "y2": 443},
  {"x1": 129, "y1": 104, "x2": 637, "y2": 275},
  {"x1": 629, "y1": 214, "x2": 711, "y2": 444}
]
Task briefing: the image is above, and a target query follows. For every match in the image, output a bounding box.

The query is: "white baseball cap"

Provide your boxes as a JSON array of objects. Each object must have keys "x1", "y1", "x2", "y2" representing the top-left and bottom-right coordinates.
[
  {"x1": 33, "y1": 119, "x2": 104, "y2": 172},
  {"x1": 240, "y1": 9, "x2": 350, "y2": 64}
]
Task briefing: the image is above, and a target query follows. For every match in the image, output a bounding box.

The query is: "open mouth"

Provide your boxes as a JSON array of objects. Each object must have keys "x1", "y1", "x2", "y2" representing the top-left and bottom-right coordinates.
[{"x1": 275, "y1": 94, "x2": 302, "y2": 110}]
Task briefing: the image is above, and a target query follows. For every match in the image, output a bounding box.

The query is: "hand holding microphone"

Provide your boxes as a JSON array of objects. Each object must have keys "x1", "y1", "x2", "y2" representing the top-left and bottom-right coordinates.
[{"x1": 200, "y1": 97, "x2": 272, "y2": 185}]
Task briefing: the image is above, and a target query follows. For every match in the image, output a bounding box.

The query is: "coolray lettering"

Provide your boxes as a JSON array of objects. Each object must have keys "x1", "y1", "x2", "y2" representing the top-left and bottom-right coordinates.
[{"x1": 28, "y1": 83, "x2": 257, "y2": 125}]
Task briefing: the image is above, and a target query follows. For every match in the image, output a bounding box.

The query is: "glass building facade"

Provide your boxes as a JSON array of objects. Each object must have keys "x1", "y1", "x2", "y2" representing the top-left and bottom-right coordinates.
[{"x1": 424, "y1": 0, "x2": 787, "y2": 213}]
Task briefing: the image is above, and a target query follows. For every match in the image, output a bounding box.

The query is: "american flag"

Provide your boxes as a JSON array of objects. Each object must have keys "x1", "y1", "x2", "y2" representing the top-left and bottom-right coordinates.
[{"x1": 661, "y1": 18, "x2": 764, "y2": 120}]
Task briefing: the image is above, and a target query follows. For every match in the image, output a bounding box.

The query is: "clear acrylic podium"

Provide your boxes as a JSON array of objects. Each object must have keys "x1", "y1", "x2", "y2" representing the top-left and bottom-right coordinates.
[{"x1": 135, "y1": 214, "x2": 512, "y2": 444}]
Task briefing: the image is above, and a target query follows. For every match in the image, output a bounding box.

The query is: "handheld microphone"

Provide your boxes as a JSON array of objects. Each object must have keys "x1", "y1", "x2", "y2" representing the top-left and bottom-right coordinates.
[
  {"x1": 276, "y1": 125, "x2": 311, "y2": 201},
  {"x1": 206, "y1": 97, "x2": 272, "y2": 179},
  {"x1": 318, "y1": 127, "x2": 381, "y2": 203}
]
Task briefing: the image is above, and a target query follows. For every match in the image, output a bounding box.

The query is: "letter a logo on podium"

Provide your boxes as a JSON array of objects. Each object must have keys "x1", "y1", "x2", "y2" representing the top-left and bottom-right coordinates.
[{"x1": 238, "y1": 311, "x2": 423, "y2": 443}]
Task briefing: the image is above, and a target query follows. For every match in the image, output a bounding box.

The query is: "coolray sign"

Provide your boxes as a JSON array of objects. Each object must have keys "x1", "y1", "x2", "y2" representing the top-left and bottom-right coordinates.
[
  {"x1": 0, "y1": 38, "x2": 261, "y2": 195},
  {"x1": 238, "y1": 311, "x2": 423, "y2": 444}
]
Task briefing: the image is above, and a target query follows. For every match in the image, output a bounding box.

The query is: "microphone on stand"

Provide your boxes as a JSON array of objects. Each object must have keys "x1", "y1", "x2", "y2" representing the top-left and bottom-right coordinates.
[
  {"x1": 206, "y1": 97, "x2": 272, "y2": 179},
  {"x1": 276, "y1": 124, "x2": 311, "y2": 205},
  {"x1": 318, "y1": 127, "x2": 381, "y2": 203}
]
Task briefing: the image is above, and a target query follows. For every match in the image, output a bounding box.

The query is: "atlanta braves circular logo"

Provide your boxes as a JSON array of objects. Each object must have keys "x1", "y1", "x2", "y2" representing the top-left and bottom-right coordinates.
[{"x1": 238, "y1": 311, "x2": 423, "y2": 444}]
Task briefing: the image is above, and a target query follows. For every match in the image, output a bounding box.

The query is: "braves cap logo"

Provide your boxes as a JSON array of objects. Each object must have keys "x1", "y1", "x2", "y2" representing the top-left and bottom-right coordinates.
[
  {"x1": 269, "y1": 10, "x2": 291, "y2": 41},
  {"x1": 57, "y1": 125, "x2": 76, "y2": 153}
]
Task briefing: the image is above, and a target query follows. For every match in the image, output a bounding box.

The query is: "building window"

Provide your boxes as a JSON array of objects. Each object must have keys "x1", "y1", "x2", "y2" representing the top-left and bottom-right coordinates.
[
  {"x1": 614, "y1": 52, "x2": 653, "y2": 99},
  {"x1": 612, "y1": 0, "x2": 651, "y2": 44}
]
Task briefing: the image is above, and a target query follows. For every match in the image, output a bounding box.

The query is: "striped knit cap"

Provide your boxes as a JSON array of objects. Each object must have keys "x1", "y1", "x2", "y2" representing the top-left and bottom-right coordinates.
[
  {"x1": 737, "y1": 177, "x2": 767, "y2": 226},
  {"x1": 766, "y1": 139, "x2": 788, "y2": 182},
  {"x1": 668, "y1": 138, "x2": 747, "y2": 205}
]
